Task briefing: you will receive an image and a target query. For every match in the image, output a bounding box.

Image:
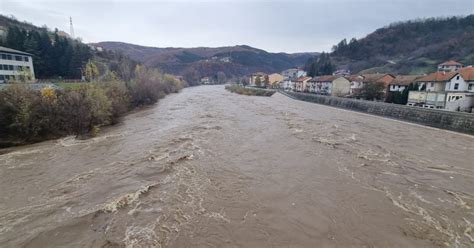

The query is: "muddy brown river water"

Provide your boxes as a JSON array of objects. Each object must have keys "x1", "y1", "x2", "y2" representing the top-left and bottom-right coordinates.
[{"x1": 0, "y1": 85, "x2": 473, "y2": 247}]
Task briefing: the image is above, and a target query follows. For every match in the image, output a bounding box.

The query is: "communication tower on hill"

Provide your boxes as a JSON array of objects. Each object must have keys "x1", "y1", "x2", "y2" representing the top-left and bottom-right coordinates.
[{"x1": 69, "y1": 17, "x2": 75, "y2": 38}]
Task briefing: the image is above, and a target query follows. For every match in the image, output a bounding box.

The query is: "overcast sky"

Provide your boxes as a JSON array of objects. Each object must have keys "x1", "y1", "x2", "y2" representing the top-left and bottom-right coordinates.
[{"x1": 1, "y1": 0, "x2": 473, "y2": 53}]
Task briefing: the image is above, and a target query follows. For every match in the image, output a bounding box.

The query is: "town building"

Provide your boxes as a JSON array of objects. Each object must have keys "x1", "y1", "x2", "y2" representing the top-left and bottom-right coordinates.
[
  {"x1": 388, "y1": 75, "x2": 423, "y2": 92},
  {"x1": 361, "y1": 73, "x2": 395, "y2": 98},
  {"x1": 268, "y1": 73, "x2": 284, "y2": 88},
  {"x1": 407, "y1": 69, "x2": 474, "y2": 111},
  {"x1": 0, "y1": 46, "x2": 35, "y2": 83},
  {"x1": 332, "y1": 69, "x2": 351, "y2": 76},
  {"x1": 347, "y1": 75, "x2": 364, "y2": 95},
  {"x1": 281, "y1": 68, "x2": 306, "y2": 80},
  {"x1": 280, "y1": 78, "x2": 293, "y2": 91},
  {"x1": 200, "y1": 77, "x2": 211, "y2": 85},
  {"x1": 445, "y1": 67, "x2": 474, "y2": 112},
  {"x1": 308, "y1": 75, "x2": 351, "y2": 96},
  {"x1": 294, "y1": 76, "x2": 312, "y2": 92},
  {"x1": 249, "y1": 72, "x2": 267, "y2": 87},
  {"x1": 437, "y1": 60, "x2": 463, "y2": 72}
]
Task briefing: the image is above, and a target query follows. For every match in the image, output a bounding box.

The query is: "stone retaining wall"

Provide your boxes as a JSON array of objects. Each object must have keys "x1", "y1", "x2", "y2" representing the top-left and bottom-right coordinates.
[{"x1": 279, "y1": 91, "x2": 474, "y2": 134}]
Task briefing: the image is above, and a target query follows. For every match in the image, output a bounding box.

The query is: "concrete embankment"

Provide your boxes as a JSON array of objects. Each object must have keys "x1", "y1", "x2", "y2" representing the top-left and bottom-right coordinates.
[{"x1": 279, "y1": 90, "x2": 474, "y2": 134}]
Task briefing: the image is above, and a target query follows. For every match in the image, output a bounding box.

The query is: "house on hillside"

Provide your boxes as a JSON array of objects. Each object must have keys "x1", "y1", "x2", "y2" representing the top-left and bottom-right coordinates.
[
  {"x1": 438, "y1": 60, "x2": 463, "y2": 72},
  {"x1": 333, "y1": 69, "x2": 351, "y2": 76},
  {"x1": 0, "y1": 46, "x2": 35, "y2": 83},
  {"x1": 294, "y1": 77, "x2": 312, "y2": 92},
  {"x1": 388, "y1": 75, "x2": 424, "y2": 92},
  {"x1": 308, "y1": 75, "x2": 351, "y2": 96}
]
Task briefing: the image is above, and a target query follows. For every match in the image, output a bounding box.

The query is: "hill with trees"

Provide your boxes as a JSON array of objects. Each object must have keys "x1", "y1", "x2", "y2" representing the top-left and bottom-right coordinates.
[
  {"x1": 94, "y1": 41, "x2": 318, "y2": 79},
  {"x1": 0, "y1": 15, "x2": 138, "y2": 81},
  {"x1": 0, "y1": 15, "x2": 93, "y2": 79},
  {"x1": 305, "y1": 15, "x2": 474, "y2": 75}
]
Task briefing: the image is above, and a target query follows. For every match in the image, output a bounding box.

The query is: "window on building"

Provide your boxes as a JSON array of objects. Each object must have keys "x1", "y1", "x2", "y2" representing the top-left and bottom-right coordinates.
[
  {"x1": 469, "y1": 84, "x2": 473, "y2": 90},
  {"x1": 456, "y1": 76, "x2": 460, "y2": 80},
  {"x1": 430, "y1": 83, "x2": 434, "y2": 87},
  {"x1": 0, "y1": 75, "x2": 4, "y2": 80},
  {"x1": 3, "y1": 65, "x2": 8, "y2": 70},
  {"x1": 15, "y1": 55, "x2": 22, "y2": 61},
  {"x1": 24, "y1": 56, "x2": 29, "y2": 62},
  {"x1": 0, "y1": 54, "x2": 6, "y2": 60},
  {"x1": 8, "y1": 65, "x2": 13, "y2": 71},
  {"x1": 454, "y1": 83, "x2": 459, "y2": 90},
  {"x1": 6, "y1": 55, "x2": 12, "y2": 60}
]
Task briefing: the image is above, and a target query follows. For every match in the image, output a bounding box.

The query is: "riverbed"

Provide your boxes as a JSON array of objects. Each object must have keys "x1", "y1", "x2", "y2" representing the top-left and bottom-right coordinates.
[{"x1": 1, "y1": 85, "x2": 473, "y2": 247}]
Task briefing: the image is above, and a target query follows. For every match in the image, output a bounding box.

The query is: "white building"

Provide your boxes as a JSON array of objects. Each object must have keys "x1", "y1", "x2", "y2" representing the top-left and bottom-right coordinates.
[
  {"x1": 281, "y1": 68, "x2": 306, "y2": 80},
  {"x1": 200, "y1": 77, "x2": 211, "y2": 85},
  {"x1": 437, "y1": 60, "x2": 463, "y2": 72},
  {"x1": 388, "y1": 75, "x2": 423, "y2": 92},
  {"x1": 308, "y1": 75, "x2": 351, "y2": 96},
  {"x1": 407, "y1": 67, "x2": 474, "y2": 112},
  {"x1": 0, "y1": 46, "x2": 35, "y2": 83}
]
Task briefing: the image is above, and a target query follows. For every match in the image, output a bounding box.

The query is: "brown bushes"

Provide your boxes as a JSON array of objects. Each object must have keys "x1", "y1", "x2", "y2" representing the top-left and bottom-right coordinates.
[{"x1": 0, "y1": 66, "x2": 184, "y2": 147}]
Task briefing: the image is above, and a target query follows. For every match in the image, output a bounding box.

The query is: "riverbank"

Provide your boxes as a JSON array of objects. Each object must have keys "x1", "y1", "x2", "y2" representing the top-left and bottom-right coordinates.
[
  {"x1": 225, "y1": 85, "x2": 275, "y2": 96},
  {"x1": 279, "y1": 90, "x2": 474, "y2": 135},
  {"x1": 0, "y1": 67, "x2": 185, "y2": 148}
]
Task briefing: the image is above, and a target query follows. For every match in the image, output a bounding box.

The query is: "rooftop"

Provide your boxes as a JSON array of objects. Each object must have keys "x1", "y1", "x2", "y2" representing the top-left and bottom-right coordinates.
[
  {"x1": 439, "y1": 60, "x2": 462, "y2": 66},
  {"x1": 361, "y1": 73, "x2": 393, "y2": 83},
  {"x1": 459, "y1": 66, "x2": 474, "y2": 81},
  {"x1": 390, "y1": 75, "x2": 424, "y2": 86},
  {"x1": 0, "y1": 46, "x2": 32, "y2": 56},
  {"x1": 310, "y1": 75, "x2": 342, "y2": 82},
  {"x1": 294, "y1": 76, "x2": 312, "y2": 82},
  {"x1": 415, "y1": 71, "x2": 458, "y2": 82}
]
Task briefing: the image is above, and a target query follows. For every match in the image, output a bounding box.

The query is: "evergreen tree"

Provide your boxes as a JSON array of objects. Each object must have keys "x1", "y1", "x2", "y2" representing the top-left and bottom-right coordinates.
[{"x1": 305, "y1": 53, "x2": 335, "y2": 77}]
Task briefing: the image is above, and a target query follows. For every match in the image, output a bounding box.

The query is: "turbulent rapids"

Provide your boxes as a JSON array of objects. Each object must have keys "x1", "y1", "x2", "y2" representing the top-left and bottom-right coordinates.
[{"x1": 0, "y1": 85, "x2": 473, "y2": 247}]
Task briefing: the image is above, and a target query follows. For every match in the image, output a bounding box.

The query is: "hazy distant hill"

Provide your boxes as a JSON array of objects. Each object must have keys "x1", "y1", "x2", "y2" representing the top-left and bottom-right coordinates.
[
  {"x1": 94, "y1": 41, "x2": 318, "y2": 77},
  {"x1": 328, "y1": 15, "x2": 474, "y2": 74}
]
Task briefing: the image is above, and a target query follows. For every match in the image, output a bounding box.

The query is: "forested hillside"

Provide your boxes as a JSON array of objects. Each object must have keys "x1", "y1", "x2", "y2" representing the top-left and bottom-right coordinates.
[
  {"x1": 0, "y1": 15, "x2": 139, "y2": 81},
  {"x1": 95, "y1": 42, "x2": 318, "y2": 78},
  {"x1": 306, "y1": 15, "x2": 474, "y2": 75},
  {"x1": 0, "y1": 15, "x2": 93, "y2": 79}
]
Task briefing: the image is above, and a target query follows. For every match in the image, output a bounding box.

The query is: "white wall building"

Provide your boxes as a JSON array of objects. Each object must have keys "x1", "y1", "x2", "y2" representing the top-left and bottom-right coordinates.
[
  {"x1": 437, "y1": 60, "x2": 463, "y2": 72},
  {"x1": 281, "y1": 68, "x2": 306, "y2": 80},
  {"x1": 0, "y1": 46, "x2": 35, "y2": 83}
]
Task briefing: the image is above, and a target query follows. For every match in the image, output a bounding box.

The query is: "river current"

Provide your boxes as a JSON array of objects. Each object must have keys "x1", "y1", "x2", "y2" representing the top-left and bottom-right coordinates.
[{"x1": 1, "y1": 85, "x2": 473, "y2": 247}]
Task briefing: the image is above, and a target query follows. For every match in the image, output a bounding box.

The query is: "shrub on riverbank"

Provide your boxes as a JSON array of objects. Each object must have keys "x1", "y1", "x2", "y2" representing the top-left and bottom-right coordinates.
[
  {"x1": 225, "y1": 85, "x2": 275, "y2": 97},
  {"x1": 0, "y1": 66, "x2": 185, "y2": 147}
]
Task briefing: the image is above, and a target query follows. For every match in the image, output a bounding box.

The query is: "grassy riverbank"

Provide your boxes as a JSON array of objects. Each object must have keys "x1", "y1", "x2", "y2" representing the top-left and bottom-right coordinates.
[
  {"x1": 225, "y1": 85, "x2": 276, "y2": 96},
  {"x1": 0, "y1": 67, "x2": 185, "y2": 148}
]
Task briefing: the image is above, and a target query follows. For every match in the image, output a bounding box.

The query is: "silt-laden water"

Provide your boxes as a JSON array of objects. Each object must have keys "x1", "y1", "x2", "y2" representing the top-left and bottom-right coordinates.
[{"x1": 1, "y1": 85, "x2": 473, "y2": 247}]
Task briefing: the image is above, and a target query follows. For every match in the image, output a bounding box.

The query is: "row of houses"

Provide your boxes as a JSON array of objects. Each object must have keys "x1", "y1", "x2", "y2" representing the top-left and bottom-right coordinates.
[
  {"x1": 407, "y1": 62, "x2": 474, "y2": 111},
  {"x1": 248, "y1": 60, "x2": 474, "y2": 112}
]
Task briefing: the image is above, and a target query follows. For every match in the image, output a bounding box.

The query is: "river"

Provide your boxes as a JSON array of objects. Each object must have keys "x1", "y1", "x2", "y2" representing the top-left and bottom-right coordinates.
[{"x1": 0, "y1": 85, "x2": 473, "y2": 247}]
